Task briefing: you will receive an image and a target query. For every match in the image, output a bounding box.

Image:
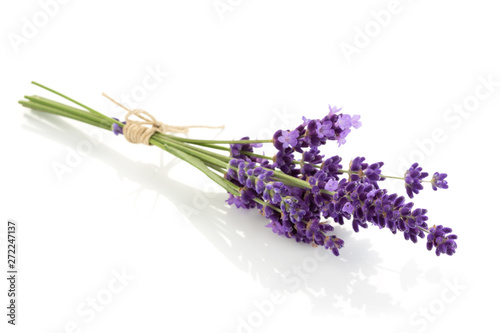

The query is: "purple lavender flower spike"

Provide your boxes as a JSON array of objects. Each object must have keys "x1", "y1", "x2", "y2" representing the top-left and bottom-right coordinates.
[
  {"x1": 230, "y1": 136, "x2": 262, "y2": 161},
  {"x1": 321, "y1": 156, "x2": 342, "y2": 179},
  {"x1": 302, "y1": 146, "x2": 324, "y2": 165},
  {"x1": 427, "y1": 225, "x2": 457, "y2": 256},
  {"x1": 324, "y1": 235, "x2": 343, "y2": 256},
  {"x1": 431, "y1": 172, "x2": 448, "y2": 191},
  {"x1": 349, "y1": 157, "x2": 368, "y2": 182},
  {"x1": 404, "y1": 163, "x2": 429, "y2": 198},
  {"x1": 363, "y1": 162, "x2": 385, "y2": 188},
  {"x1": 273, "y1": 148, "x2": 295, "y2": 174}
]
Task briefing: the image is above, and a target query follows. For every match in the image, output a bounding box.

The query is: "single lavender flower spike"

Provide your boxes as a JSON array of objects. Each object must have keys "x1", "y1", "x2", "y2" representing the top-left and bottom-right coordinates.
[
  {"x1": 431, "y1": 172, "x2": 449, "y2": 191},
  {"x1": 427, "y1": 225, "x2": 457, "y2": 256},
  {"x1": 404, "y1": 162, "x2": 429, "y2": 198}
]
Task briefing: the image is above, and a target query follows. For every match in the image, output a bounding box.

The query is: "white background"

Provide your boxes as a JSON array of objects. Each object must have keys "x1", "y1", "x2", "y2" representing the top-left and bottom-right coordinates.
[{"x1": 1, "y1": 1, "x2": 499, "y2": 332}]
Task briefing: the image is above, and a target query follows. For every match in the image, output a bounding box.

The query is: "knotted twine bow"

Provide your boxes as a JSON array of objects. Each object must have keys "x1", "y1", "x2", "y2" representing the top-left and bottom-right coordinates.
[{"x1": 102, "y1": 93, "x2": 224, "y2": 145}]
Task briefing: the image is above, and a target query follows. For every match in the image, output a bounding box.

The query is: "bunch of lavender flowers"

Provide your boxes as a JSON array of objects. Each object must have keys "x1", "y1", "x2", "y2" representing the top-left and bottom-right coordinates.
[{"x1": 19, "y1": 82, "x2": 457, "y2": 257}]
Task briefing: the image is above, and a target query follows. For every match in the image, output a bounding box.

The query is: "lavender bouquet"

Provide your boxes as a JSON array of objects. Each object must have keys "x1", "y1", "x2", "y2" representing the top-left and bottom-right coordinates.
[{"x1": 19, "y1": 82, "x2": 457, "y2": 257}]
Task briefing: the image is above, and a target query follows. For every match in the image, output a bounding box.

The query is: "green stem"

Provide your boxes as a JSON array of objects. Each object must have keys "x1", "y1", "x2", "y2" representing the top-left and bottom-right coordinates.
[
  {"x1": 167, "y1": 138, "x2": 313, "y2": 190},
  {"x1": 191, "y1": 143, "x2": 231, "y2": 151},
  {"x1": 381, "y1": 175, "x2": 405, "y2": 180},
  {"x1": 159, "y1": 133, "x2": 314, "y2": 190},
  {"x1": 155, "y1": 134, "x2": 232, "y2": 163},
  {"x1": 24, "y1": 96, "x2": 112, "y2": 126},
  {"x1": 150, "y1": 137, "x2": 239, "y2": 196},
  {"x1": 160, "y1": 138, "x2": 229, "y2": 169},
  {"x1": 163, "y1": 134, "x2": 272, "y2": 145},
  {"x1": 418, "y1": 226, "x2": 429, "y2": 234},
  {"x1": 338, "y1": 169, "x2": 405, "y2": 181},
  {"x1": 31, "y1": 82, "x2": 123, "y2": 127},
  {"x1": 19, "y1": 100, "x2": 112, "y2": 131},
  {"x1": 254, "y1": 198, "x2": 281, "y2": 212},
  {"x1": 206, "y1": 164, "x2": 226, "y2": 174},
  {"x1": 157, "y1": 139, "x2": 283, "y2": 212}
]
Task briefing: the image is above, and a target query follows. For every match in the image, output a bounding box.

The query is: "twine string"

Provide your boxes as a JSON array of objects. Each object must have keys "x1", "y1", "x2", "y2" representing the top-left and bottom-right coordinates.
[{"x1": 102, "y1": 93, "x2": 224, "y2": 145}]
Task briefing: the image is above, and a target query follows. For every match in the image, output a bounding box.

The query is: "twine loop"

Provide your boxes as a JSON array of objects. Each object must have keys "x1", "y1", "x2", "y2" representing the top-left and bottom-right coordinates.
[{"x1": 102, "y1": 93, "x2": 223, "y2": 145}]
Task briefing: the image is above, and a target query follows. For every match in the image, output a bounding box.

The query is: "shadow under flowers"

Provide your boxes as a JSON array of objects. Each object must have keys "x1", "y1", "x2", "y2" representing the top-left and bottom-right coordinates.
[{"x1": 23, "y1": 111, "x2": 405, "y2": 317}]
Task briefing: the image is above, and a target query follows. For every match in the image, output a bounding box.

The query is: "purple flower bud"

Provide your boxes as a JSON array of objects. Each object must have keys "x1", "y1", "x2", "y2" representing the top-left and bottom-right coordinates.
[
  {"x1": 427, "y1": 225, "x2": 457, "y2": 256},
  {"x1": 111, "y1": 118, "x2": 126, "y2": 135},
  {"x1": 404, "y1": 163, "x2": 429, "y2": 198},
  {"x1": 431, "y1": 172, "x2": 448, "y2": 191},
  {"x1": 229, "y1": 137, "x2": 262, "y2": 161}
]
